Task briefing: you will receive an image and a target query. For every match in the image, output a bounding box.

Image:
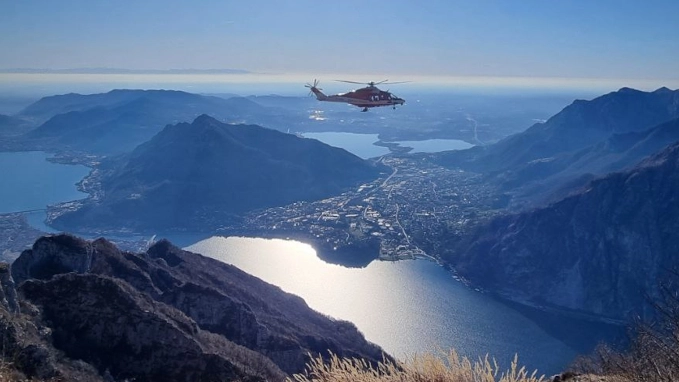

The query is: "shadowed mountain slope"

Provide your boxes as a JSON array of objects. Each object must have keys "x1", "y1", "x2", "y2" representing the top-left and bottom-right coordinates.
[
  {"x1": 430, "y1": 87, "x2": 679, "y2": 207},
  {"x1": 52, "y1": 115, "x2": 384, "y2": 232},
  {"x1": 436, "y1": 87, "x2": 679, "y2": 173},
  {"x1": 502, "y1": 117, "x2": 679, "y2": 206},
  {"x1": 449, "y1": 141, "x2": 679, "y2": 321}
]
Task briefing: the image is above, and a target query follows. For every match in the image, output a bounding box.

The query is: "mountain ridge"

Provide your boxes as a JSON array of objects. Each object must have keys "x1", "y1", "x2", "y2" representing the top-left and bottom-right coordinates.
[
  {"x1": 20, "y1": 89, "x2": 270, "y2": 154},
  {"x1": 502, "y1": 116, "x2": 679, "y2": 207},
  {"x1": 52, "y1": 114, "x2": 385, "y2": 232},
  {"x1": 435, "y1": 87, "x2": 679, "y2": 173},
  {"x1": 429, "y1": 87, "x2": 679, "y2": 208}
]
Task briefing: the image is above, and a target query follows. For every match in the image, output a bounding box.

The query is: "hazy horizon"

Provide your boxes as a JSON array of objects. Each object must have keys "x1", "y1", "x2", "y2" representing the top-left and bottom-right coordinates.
[{"x1": 1, "y1": 71, "x2": 674, "y2": 100}]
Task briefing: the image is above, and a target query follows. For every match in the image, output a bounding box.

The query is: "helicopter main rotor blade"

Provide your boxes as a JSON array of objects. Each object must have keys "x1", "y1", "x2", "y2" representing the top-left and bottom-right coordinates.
[
  {"x1": 336, "y1": 80, "x2": 366, "y2": 85},
  {"x1": 336, "y1": 79, "x2": 410, "y2": 86}
]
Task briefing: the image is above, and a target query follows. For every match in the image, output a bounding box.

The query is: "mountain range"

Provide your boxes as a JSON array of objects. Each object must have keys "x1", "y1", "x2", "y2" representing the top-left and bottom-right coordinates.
[
  {"x1": 18, "y1": 89, "x2": 274, "y2": 154},
  {"x1": 437, "y1": 88, "x2": 679, "y2": 321},
  {"x1": 433, "y1": 87, "x2": 679, "y2": 207},
  {"x1": 52, "y1": 114, "x2": 384, "y2": 232}
]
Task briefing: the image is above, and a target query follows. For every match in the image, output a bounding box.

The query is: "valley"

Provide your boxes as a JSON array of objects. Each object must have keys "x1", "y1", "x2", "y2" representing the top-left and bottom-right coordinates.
[{"x1": 3, "y1": 2, "x2": 679, "y2": 380}]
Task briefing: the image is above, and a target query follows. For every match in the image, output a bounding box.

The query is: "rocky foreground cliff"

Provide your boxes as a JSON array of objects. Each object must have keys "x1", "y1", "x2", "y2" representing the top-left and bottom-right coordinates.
[{"x1": 0, "y1": 234, "x2": 387, "y2": 381}]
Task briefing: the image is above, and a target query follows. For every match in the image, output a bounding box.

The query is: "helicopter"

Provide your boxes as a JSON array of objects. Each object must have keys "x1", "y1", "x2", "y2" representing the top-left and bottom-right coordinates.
[{"x1": 305, "y1": 79, "x2": 407, "y2": 112}]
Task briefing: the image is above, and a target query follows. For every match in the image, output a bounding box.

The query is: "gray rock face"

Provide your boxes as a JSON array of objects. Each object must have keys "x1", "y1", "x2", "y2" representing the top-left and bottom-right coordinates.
[
  {"x1": 0, "y1": 263, "x2": 18, "y2": 313},
  {"x1": 452, "y1": 142, "x2": 679, "y2": 321},
  {"x1": 0, "y1": 263, "x2": 107, "y2": 381},
  {"x1": 159, "y1": 281, "x2": 263, "y2": 350},
  {"x1": 6, "y1": 234, "x2": 387, "y2": 379},
  {"x1": 20, "y1": 273, "x2": 283, "y2": 382},
  {"x1": 12, "y1": 234, "x2": 92, "y2": 284}
]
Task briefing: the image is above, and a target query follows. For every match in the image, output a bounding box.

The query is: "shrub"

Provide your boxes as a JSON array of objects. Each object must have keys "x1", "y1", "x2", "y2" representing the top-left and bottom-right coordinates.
[{"x1": 573, "y1": 273, "x2": 679, "y2": 381}]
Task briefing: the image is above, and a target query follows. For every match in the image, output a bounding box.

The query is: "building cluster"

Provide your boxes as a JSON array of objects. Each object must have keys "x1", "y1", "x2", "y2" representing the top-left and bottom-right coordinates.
[{"x1": 229, "y1": 156, "x2": 501, "y2": 261}]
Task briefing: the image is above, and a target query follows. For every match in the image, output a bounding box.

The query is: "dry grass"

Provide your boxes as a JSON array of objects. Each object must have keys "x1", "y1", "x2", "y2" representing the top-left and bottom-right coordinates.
[{"x1": 289, "y1": 350, "x2": 545, "y2": 382}]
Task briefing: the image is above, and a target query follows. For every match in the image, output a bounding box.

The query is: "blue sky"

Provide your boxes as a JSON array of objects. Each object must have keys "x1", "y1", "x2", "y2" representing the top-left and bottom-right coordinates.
[{"x1": 1, "y1": 0, "x2": 678, "y2": 83}]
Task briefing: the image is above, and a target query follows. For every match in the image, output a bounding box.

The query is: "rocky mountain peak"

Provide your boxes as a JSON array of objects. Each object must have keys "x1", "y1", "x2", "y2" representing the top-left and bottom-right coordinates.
[
  {"x1": 12, "y1": 234, "x2": 92, "y2": 285},
  {"x1": 653, "y1": 86, "x2": 673, "y2": 93},
  {"x1": 192, "y1": 113, "x2": 222, "y2": 127}
]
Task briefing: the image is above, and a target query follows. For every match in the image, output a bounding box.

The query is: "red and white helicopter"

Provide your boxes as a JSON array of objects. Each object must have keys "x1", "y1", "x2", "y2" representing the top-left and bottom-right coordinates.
[{"x1": 305, "y1": 79, "x2": 407, "y2": 112}]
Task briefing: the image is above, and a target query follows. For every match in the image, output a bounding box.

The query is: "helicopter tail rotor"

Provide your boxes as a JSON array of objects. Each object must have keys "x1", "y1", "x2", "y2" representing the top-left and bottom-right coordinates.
[
  {"x1": 305, "y1": 79, "x2": 320, "y2": 95},
  {"x1": 305, "y1": 79, "x2": 327, "y2": 100}
]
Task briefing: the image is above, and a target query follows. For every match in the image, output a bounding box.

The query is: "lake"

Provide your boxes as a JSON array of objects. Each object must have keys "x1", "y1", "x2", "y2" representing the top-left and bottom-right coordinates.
[
  {"x1": 303, "y1": 132, "x2": 390, "y2": 159},
  {"x1": 303, "y1": 131, "x2": 474, "y2": 158},
  {"x1": 0, "y1": 151, "x2": 90, "y2": 214},
  {"x1": 187, "y1": 236, "x2": 580, "y2": 375}
]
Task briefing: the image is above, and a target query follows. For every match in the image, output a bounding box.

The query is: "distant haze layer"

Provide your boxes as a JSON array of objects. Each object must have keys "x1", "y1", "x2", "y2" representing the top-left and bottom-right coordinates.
[{"x1": 1, "y1": 72, "x2": 677, "y2": 98}]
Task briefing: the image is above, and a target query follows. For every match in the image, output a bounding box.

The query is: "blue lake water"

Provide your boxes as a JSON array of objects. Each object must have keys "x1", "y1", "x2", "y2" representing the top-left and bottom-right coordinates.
[
  {"x1": 303, "y1": 132, "x2": 474, "y2": 158},
  {"x1": 0, "y1": 151, "x2": 90, "y2": 214},
  {"x1": 1, "y1": 150, "x2": 617, "y2": 376},
  {"x1": 187, "y1": 236, "x2": 579, "y2": 375},
  {"x1": 303, "y1": 132, "x2": 390, "y2": 159}
]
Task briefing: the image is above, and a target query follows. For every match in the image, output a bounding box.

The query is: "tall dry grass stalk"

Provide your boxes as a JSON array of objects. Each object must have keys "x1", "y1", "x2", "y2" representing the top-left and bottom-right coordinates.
[{"x1": 289, "y1": 350, "x2": 545, "y2": 382}]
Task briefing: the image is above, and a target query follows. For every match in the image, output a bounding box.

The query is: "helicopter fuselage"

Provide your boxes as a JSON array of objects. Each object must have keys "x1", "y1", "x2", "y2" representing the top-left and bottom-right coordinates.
[{"x1": 307, "y1": 82, "x2": 405, "y2": 111}]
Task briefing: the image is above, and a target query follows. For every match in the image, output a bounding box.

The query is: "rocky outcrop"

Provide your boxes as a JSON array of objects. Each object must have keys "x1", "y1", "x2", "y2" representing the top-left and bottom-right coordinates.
[
  {"x1": 0, "y1": 266, "x2": 107, "y2": 380},
  {"x1": 3, "y1": 234, "x2": 387, "y2": 380},
  {"x1": 0, "y1": 263, "x2": 18, "y2": 313},
  {"x1": 11, "y1": 234, "x2": 92, "y2": 284},
  {"x1": 20, "y1": 273, "x2": 283, "y2": 382},
  {"x1": 451, "y1": 141, "x2": 679, "y2": 321}
]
